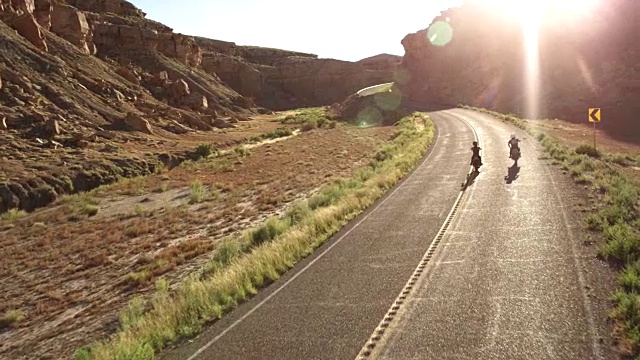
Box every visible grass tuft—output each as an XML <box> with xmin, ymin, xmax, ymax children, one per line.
<box><xmin>0</xmin><ymin>309</ymin><xmax>26</xmax><ymax>329</ymax></box>
<box><xmin>0</xmin><ymin>208</ymin><xmax>27</xmax><ymax>222</ymax></box>
<box><xmin>189</xmin><ymin>181</ymin><xmax>205</xmax><ymax>204</ymax></box>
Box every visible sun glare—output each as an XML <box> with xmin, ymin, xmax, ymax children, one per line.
<box><xmin>466</xmin><ymin>0</ymin><xmax>597</xmax><ymax>23</ymax></box>
<box><xmin>464</xmin><ymin>0</ymin><xmax>597</xmax><ymax>119</ymax></box>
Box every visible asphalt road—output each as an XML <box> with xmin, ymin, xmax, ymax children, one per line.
<box><xmin>368</xmin><ymin>109</ymin><xmax>615</xmax><ymax>360</ymax></box>
<box><xmin>163</xmin><ymin>109</ymin><xmax>614</xmax><ymax>360</ymax></box>
<box><xmin>161</xmin><ymin>111</ymin><xmax>474</xmax><ymax>360</ymax></box>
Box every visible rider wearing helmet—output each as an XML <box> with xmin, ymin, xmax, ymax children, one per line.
<box><xmin>471</xmin><ymin>140</ymin><xmax>482</xmax><ymax>166</ymax></box>
<box><xmin>508</xmin><ymin>133</ymin><xmax>520</xmax><ymax>159</ymax></box>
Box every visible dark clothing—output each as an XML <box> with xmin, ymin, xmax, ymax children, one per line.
<box><xmin>508</xmin><ymin>138</ymin><xmax>520</xmax><ymax>149</ymax></box>
<box><xmin>471</xmin><ymin>146</ymin><xmax>482</xmax><ymax>166</ymax></box>
<box><xmin>471</xmin><ymin>146</ymin><xmax>481</xmax><ymax>157</ymax></box>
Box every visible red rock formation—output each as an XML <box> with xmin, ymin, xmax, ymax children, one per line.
<box><xmin>399</xmin><ymin>0</ymin><xmax>639</xmax><ymax>135</ymax></box>
<box><xmin>33</xmin><ymin>0</ymin><xmax>51</xmax><ymax>29</ymax></box>
<box><xmin>51</xmin><ymin>4</ymin><xmax>96</xmax><ymax>54</ymax></box>
<box><xmin>10</xmin><ymin>12</ymin><xmax>47</xmax><ymax>51</ymax></box>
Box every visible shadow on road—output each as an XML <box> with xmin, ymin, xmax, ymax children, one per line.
<box><xmin>462</xmin><ymin>170</ymin><xmax>480</xmax><ymax>189</ymax></box>
<box><xmin>505</xmin><ymin>164</ymin><xmax>520</xmax><ymax>184</ymax></box>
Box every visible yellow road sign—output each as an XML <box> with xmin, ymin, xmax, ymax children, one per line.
<box><xmin>589</xmin><ymin>108</ymin><xmax>601</xmax><ymax>122</ymax></box>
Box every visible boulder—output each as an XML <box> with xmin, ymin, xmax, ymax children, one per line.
<box><xmin>212</xmin><ymin>118</ymin><xmax>236</xmax><ymax>129</ymax></box>
<box><xmin>184</xmin><ymin>93</ymin><xmax>208</xmax><ymax>111</ymax></box>
<box><xmin>168</xmin><ymin>79</ymin><xmax>190</xmax><ymax>100</ymax></box>
<box><xmin>45</xmin><ymin>118</ymin><xmax>60</xmax><ymax>137</ymax></box>
<box><xmin>50</xmin><ymin>5</ymin><xmax>96</xmax><ymax>55</ymax></box>
<box><xmin>10</xmin><ymin>13</ymin><xmax>47</xmax><ymax>52</ymax></box>
<box><xmin>124</xmin><ymin>112</ymin><xmax>152</xmax><ymax>134</ymax></box>
<box><xmin>11</xmin><ymin>0</ymin><xmax>34</xmax><ymax>14</ymax></box>
<box><xmin>182</xmin><ymin>114</ymin><xmax>211</xmax><ymax>131</ymax></box>
<box><xmin>33</xmin><ymin>0</ymin><xmax>51</xmax><ymax>30</ymax></box>
<box><xmin>116</xmin><ymin>66</ymin><xmax>141</xmax><ymax>85</ymax></box>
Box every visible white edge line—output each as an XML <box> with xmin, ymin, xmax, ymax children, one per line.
<box><xmin>185</xmin><ymin>116</ymin><xmax>442</xmax><ymax>360</ymax></box>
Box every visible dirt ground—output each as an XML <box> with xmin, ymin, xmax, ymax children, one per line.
<box><xmin>529</xmin><ymin>119</ymin><xmax>640</xmax><ymax>156</ymax></box>
<box><xmin>529</xmin><ymin>118</ymin><xmax>640</xmax><ymax>186</ymax></box>
<box><xmin>0</xmin><ymin>113</ymin><xmax>397</xmax><ymax>360</ymax></box>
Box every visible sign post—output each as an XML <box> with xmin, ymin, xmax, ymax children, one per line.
<box><xmin>589</xmin><ymin>108</ymin><xmax>601</xmax><ymax>151</ymax></box>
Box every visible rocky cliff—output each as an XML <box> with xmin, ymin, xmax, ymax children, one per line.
<box><xmin>0</xmin><ymin>0</ymin><xmax>399</xmax><ymax>214</ymax></box>
<box><xmin>198</xmin><ymin>40</ymin><xmax>400</xmax><ymax>110</ymax></box>
<box><xmin>399</xmin><ymin>0</ymin><xmax>639</xmax><ymax>138</ymax></box>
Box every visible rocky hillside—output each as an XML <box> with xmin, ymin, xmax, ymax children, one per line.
<box><xmin>399</xmin><ymin>0</ymin><xmax>639</xmax><ymax>138</ymax></box>
<box><xmin>0</xmin><ymin>0</ymin><xmax>398</xmax><ymax>214</ymax></box>
<box><xmin>197</xmin><ymin>39</ymin><xmax>400</xmax><ymax>110</ymax></box>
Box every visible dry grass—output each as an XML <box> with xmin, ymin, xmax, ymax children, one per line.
<box><xmin>76</xmin><ymin>113</ymin><xmax>434</xmax><ymax>360</ymax></box>
<box><xmin>0</xmin><ymin>111</ymin><xmax>397</xmax><ymax>360</ymax></box>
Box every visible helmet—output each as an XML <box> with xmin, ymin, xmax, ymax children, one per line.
<box><xmin>510</xmin><ymin>133</ymin><xmax>516</xmax><ymax>139</ymax></box>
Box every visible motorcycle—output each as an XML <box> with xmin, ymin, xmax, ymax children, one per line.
<box><xmin>471</xmin><ymin>155</ymin><xmax>482</xmax><ymax>172</ymax></box>
<box><xmin>510</xmin><ymin>147</ymin><xmax>521</xmax><ymax>161</ymax></box>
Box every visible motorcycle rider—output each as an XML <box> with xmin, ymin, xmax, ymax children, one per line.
<box><xmin>508</xmin><ymin>133</ymin><xmax>520</xmax><ymax>159</ymax></box>
<box><xmin>471</xmin><ymin>141</ymin><xmax>482</xmax><ymax>167</ymax></box>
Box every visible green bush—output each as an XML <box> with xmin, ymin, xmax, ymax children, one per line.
<box><xmin>195</xmin><ymin>143</ymin><xmax>215</xmax><ymax>159</ymax></box>
<box><xmin>250</xmin><ymin>217</ymin><xmax>290</xmax><ymax>245</ymax></box>
<box><xmin>575</xmin><ymin>144</ymin><xmax>601</xmax><ymax>158</ymax></box>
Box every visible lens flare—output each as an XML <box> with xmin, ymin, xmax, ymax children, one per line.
<box><xmin>427</xmin><ymin>21</ymin><xmax>453</xmax><ymax>47</ymax></box>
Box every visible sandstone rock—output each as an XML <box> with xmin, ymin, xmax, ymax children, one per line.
<box><xmin>95</xmin><ymin>130</ymin><xmax>116</xmax><ymax>139</ymax></box>
<box><xmin>153</xmin><ymin>71</ymin><xmax>169</xmax><ymax>85</ymax></box>
<box><xmin>113</xmin><ymin>89</ymin><xmax>125</xmax><ymax>102</ymax></box>
<box><xmin>45</xmin><ymin>118</ymin><xmax>60</xmax><ymax>137</ymax></box>
<box><xmin>169</xmin><ymin>119</ymin><xmax>192</xmax><ymax>134</ymax></box>
<box><xmin>10</xmin><ymin>13</ymin><xmax>47</xmax><ymax>52</ymax></box>
<box><xmin>93</xmin><ymin>24</ymin><xmax>158</xmax><ymax>53</ymax></box>
<box><xmin>2</xmin><ymin>68</ymin><xmax>33</xmax><ymax>93</ymax></box>
<box><xmin>11</xmin><ymin>0</ymin><xmax>34</xmax><ymax>14</ymax></box>
<box><xmin>202</xmin><ymin>54</ymin><xmax>263</xmax><ymax>98</ymax></box>
<box><xmin>212</xmin><ymin>118</ymin><xmax>236</xmax><ymax>129</ymax></box>
<box><xmin>34</xmin><ymin>0</ymin><xmax>51</xmax><ymax>30</ymax></box>
<box><xmin>66</xmin><ymin>0</ymin><xmax>145</xmax><ymax>18</ymax></box>
<box><xmin>168</xmin><ymin>79</ymin><xmax>190</xmax><ymax>100</ymax></box>
<box><xmin>158</xmin><ymin>33</ymin><xmax>202</xmax><ymax>67</ymax></box>
<box><xmin>124</xmin><ymin>112</ymin><xmax>152</xmax><ymax>134</ymax></box>
<box><xmin>49</xmin><ymin>139</ymin><xmax>63</xmax><ymax>149</ymax></box>
<box><xmin>116</xmin><ymin>67</ymin><xmax>141</xmax><ymax>85</ymax></box>
<box><xmin>50</xmin><ymin>5</ymin><xmax>95</xmax><ymax>55</ymax></box>
<box><xmin>77</xmin><ymin>139</ymin><xmax>89</xmax><ymax>148</ymax></box>
<box><xmin>182</xmin><ymin>114</ymin><xmax>211</xmax><ymax>131</ymax></box>
<box><xmin>184</xmin><ymin>93</ymin><xmax>208</xmax><ymax>111</ymax></box>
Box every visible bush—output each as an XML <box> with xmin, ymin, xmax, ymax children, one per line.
<box><xmin>263</xmin><ymin>128</ymin><xmax>293</xmax><ymax>139</ymax></box>
<box><xmin>189</xmin><ymin>181</ymin><xmax>205</xmax><ymax>204</ymax></box>
<box><xmin>234</xmin><ymin>146</ymin><xmax>251</xmax><ymax>157</ymax></box>
<box><xmin>286</xmin><ymin>201</ymin><xmax>312</xmax><ymax>225</ymax></box>
<box><xmin>250</xmin><ymin>217</ymin><xmax>289</xmax><ymax>245</ymax></box>
<box><xmin>195</xmin><ymin>143</ymin><xmax>215</xmax><ymax>159</ymax></box>
<box><xmin>301</xmin><ymin>119</ymin><xmax>318</xmax><ymax>132</ymax></box>
<box><xmin>575</xmin><ymin>144</ymin><xmax>601</xmax><ymax>158</ymax></box>
<box><xmin>0</xmin><ymin>209</ymin><xmax>27</xmax><ymax>222</ymax></box>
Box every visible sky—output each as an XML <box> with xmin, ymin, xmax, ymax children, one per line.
<box><xmin>128</xmin><ymin>0</ymin><xmax>463</xmax><ymax>61</ymax></box>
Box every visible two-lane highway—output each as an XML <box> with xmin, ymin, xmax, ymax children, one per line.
<box><xmin>162</xmin><ymin>112</ymin><xmax>474</xmax><ymax>360</ymax></box>
<box><xmin>163</xmin><ymin>109</ymin><xmax>614</xmax><ymax>360</ymax></box>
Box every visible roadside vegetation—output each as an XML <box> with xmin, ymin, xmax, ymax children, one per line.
<box><xmin>462</xmin><ymin>105</ymin><xmax>640</xmax><ymax>355</ymax></box>
<box><xmin>74</xmin><ymin>112</ymin><xmax>435</xmax><ymax>360</ymax></box>
<box><xmin>280</xmin><ymin>107</ymin><xmax>338</xmax><ymax>131</ymax></box>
